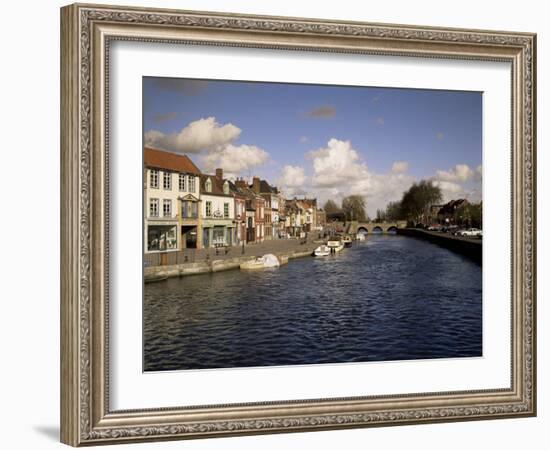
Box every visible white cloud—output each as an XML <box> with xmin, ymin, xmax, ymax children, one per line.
<box><xmin>278</xmin><ymin>165</ymin><xmax>308</xmax><ymax>197</ymax></box>
<box><xmin>474</xmin><ymin>164</ymin><xmax>483</xmax><ymax>182</ymax></box>
<box><xmin>279</xmin><ymin>165</ymin><xmax>306</xmax><ymax>188</ymax></box>
<box><xmin>200</xmin><ymin>144</ymin><xmax>269</xmax><ymax>178</ymax></box>
<box><xmin>308</xmin><ymin>139</ymin><xmax>367</xmax><ymax>188</ymax></box>
<box><xmin>144</xmin><ymin>117</ymin><xmax>241</xmax><ymax>153</ymax></box>
<box><xmin>435</xmin><ymin>164</ymin><xmax>474</xmax><ymax>182</ymax></box>
<box><xmin>391</xmin><ymin>161</ymin><xmax>409</xmax><ymax>174</ymax></box>
<box><xmin>299</xmin><ymin>139</ymin><xmax>415</xmax><ymax>216</ymax></box>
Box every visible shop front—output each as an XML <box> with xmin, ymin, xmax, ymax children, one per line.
<box><xmin>146</xmin><ymin>220</ymin><xmax>178</xmax><ymax>252</ymax></box>
<box><xmin>201</xmin><ymin>218</ymin><xmax>235</xmax><ymax>248</ymax></box>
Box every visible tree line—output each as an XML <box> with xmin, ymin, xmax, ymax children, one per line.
<box><xmin>322</xmin><ymin>180</ymin><xmax>482</xmax><ymax>227</ymax></box>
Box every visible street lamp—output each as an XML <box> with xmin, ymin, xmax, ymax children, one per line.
<box><xmin>241</xmin><ymin>219</ymin><xmax>246</xmax><ymax>254</ymax></box>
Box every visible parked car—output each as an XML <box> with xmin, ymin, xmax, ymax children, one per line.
<box><xmin>458</xmin><ymin>228</ymin><xmax>483</xmax><ymax>237</ymax></box>
<box><xmin>442</xmin><ymin>225</ymin><xmax>459</xmax><ymax>234</ymax></box>
<box><xmin>427</xmin><ymin>224</ymin><xmax>442</xmax><ymax>231</ymax></box>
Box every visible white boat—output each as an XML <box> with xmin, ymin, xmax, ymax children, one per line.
<box><xmin>313</xmin><ymin>245</ymin><xmax>331</xmax><ymax>257</ymax></box>
<box><xmin>327</xmin><ymin>239</ymin><xmax>344</xmax><ymax>253</ymax></box>
<box><xmin>342</xmin><ymin>235</ymin><xmax>353</xmax><ymax>247</ymax></box>
<box><xmin>240</xmin><ymin>253</ymin><xmax>280</xmax><ymax>270</ymax></box>
<box><xmin>356</xmin><ymin>233</ymin><xmax>367</xmax><ymax>241</ymax></box>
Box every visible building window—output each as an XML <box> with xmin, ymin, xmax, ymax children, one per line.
<box><xmin>147</xmin><ymin>225</ymin><xmax>177</xmax><ymax>251</ymax></box>
<box><xmin>149</xmin><ymin>198</ymin><xmax>159</xmax><ymax>217</ymax></box>
<box><xmin>182</xmin><ymin>201</ymin><xmax>198</xmax><ymax>219</ymax></box>
<box><xmin>163</xmin><ymin>199</ymin><xmax>171</xmax><ymax>217</ymax></box>
<box><xmin>163</xmin><ymin>172</ymin><xmax>171</xmax><ymax>190</ymax></box>
<box><xmin>206</xmin><ymin>201</ymin><xmax>212</xmax><ymax>217</ymax></box>
<box><xmin>223</xmin><ymin>181</ymin><xmax>229</xmax><ymax>195</ymax></box>
<box><xmin>189</xmin><ymin>176</ymin><xmax>196</xmax><ymax>193</ymax></box>
<box><xmin>205</xmin><ymin>178</ymin><xmax>212</xmax><ymax>193</ymax></box>
<box><xmin>150</xmin><ymin>170</ymin><xmax>159</xmax><ymax>189</ymax></box>
<box><xmin>224</xmin><ymin>202</ymin><xmax>229</xmax><ymax>218</ymax></box>
<box><xmin>179</xmin><ymin>173</ymin><xmax>186</xmax><ymax>191</ymax></box>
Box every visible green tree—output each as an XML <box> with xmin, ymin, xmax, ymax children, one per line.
<box><xmin>323</xmin><ymin>199</ymin><xmax>339</xmax><ymax>215</ymax></box>
<box><xmin>342</xmin><ymin>195</ymin><xmax>367</xmax><ymax>222</ymax></box>
<box><xmin>385</xmin><ymin>201</ymin><xmax>403</xmax><ymax>221</ymax></box>
<box><xmin>400</xmin><ymin>180</ymin><xmax>442</xmax><ymax>225</ymax></box>
<box><xmin>454</xmin><ymin>201</ymin><xmax>482</xmax><ymax>228</ymax></box>
<box><xmin>375</xmin><ymin>209</ymin><xmax>386</xmax><ymax>223</ymax></box>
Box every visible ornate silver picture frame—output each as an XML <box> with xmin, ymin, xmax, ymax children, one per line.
<box><xmin>60</xmin><ymin>3</ymin><xmax>536</xmax><ymax>446</ymax></box>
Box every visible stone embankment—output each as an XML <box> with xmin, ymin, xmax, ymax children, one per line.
<box><xmin>144</xmin><ymin>245</ymin><xmax>316</xmax><ymax>282</ymax></box>
<box><xmin>397</xmin><ymin>228</ymin><xmax>482</xmax><ymax>264</ymax></box>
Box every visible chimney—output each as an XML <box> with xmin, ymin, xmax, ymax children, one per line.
<box><xmin>215</xmin><ymin>168</ymin><xmax>223</xmax><ymax>180</ymax></box>
<box><xmin>235</xmin><ymin>178</ymin><xmax>247</xmax><ymax>189</ymax></box>
<box><xmin>252</xmin><ymin>176</ymin><xmax>261</xmax><ymax>193</ymax></box>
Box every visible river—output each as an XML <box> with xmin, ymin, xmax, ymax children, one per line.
<box><xmin>144</xmin><ymin>235</ymin><xmax>482</xmax><ymax>371</ymax></box>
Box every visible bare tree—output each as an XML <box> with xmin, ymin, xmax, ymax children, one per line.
<box><xmin>342</xmin><ymin>195</ymin><xmax>367</xmax><ymax>222</ymax></box>
<box><xmin>323</xmin><ymin>199</ymin><xmax>339</xmax><ymax>215</ymax></box>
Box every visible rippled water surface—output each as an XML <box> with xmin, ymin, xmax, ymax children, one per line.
<box><xmin>144</xmin><ymin>236</ymin><xmax>482</xmax><ymax>371</ymax></box>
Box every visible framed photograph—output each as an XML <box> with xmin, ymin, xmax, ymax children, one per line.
<box><xmin>60</xmin><ymin>3</ymin><xmax>536</xmax><ymax>446</ymax></box>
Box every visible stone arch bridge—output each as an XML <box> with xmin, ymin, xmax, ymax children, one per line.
<box><xmin>349</xmin><ymin>220</ymin><xmax>407</xmax><ymax>235</ymax></box>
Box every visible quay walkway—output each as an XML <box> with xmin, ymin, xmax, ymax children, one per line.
<box><xmin>144</xmin><ymin>234</ymin><xmax>323</xmax><ymax>282</ymax></box>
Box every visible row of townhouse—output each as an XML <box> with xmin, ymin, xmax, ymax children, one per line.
<box><xmin>144</xmin><ymin>147</ymin><xmax>313</xmax><ymax>253</ymax></box>
<box><xmin>284</xmin><ymin>198</ymin><xmax>326</xmax><ymax>237</ymax></box>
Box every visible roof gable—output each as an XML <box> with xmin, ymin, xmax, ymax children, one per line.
<box><xmin>144</xmin><ymin>147</ymin><xmax>201</xmax><ymax>174</ymax></box>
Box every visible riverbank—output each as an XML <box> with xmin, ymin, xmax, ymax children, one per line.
<box><xmin>144</xmin><ymin>243</ymin><xmax>318</xmax><ymax>282</ymax></box>
<box><xmin>397</xmin><ymin>228</ymin><xmax>482</xmax><ymax>264</ymax></box>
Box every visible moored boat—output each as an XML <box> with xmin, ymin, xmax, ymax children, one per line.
<box><xmin>313</xmin><ymin>245</ymin><xmax>331</xmax><ymax>257</ymax></box>
<box><xmin>342</xmin><ymin>235</ymin><xmax>353</xmax><ymax>247</ymax></box>
<box><xmin>240</xmin><ymin>253</ymin><xmax>280</xmax><ymax>270</ymax></box>
<box><xmin>327</xmin><ymin>239</ymin><xmax>344</xmax><ymax>253</ymax></box>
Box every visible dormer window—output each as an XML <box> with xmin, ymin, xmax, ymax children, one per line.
<box><xmin>205</xmin><ymin>178</ymin><xmax>212</xmax><ymax>193</ymax></box>
<box><xmin>223</xmin><ymin>180</ymin><xmax>229</xmax><ymax>195</ymax></box>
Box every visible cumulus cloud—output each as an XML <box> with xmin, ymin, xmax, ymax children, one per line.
<box><xmin>279</xmin><ymin>165</ymin><xmax>306</xmax><ymax>188</ymax></box>
<box><xmin>200</xmin><ymin>144</ymin><xmax>269</xmax><ymax>178</ymax></box>
<box><xmin>301</xmin><ymin>138</ymin><xmax>415</xmax><ymax>216</ymax></box>
<box><xmin>144</xmin><ymin>117</ymin><xmax>241</xmax><ymax>153</ymax></box>
<box><xmin>474</xmin><ymin>164</ymin><xmax>483</xmax><ymax>182</ymax></box>
<box><xmin>308</xmin><ymin>139</ymin><xmax>367</xmax><ymax>187</ymax></box>
<box><xmin>391</xmin><ymin>161</ymin><xmax>409</xmax><ymax>174</ymax></box>
<box><xmin>304</xmin><ymin>105</ymin><xmax>336</xmax><ymax>118</ymax></box>
<box><xmin>435</xmin><ymin>164</ymin><xmax>474</xmax><ymax>182</ymax></box>
<box><xmin>278</xmin><ymin>165</ymin><xmax>308</xmax><ymax>197</ymax></box>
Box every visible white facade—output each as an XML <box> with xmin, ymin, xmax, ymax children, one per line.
<box><xmin>200</xmin><ymin>193</ymin><xmax>235</xmax><ymax>220</ymax></box>
<box><xmin>200</xmin><ymin>192</ymin><xmax>236</xmax><ymax>248</ymax></box>
<box><xmin>144</xmin><ymin>168</ymin><xmax>200</xmax><ymax>253</ymax></box>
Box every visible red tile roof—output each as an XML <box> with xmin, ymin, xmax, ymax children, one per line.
<box><xmin>144</xmin><ymin>147</ymin><xmax>201</xmax><ymax>174</ymax></box>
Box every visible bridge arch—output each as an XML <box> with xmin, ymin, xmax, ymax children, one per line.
<box><xmin>372</xmin><ymin>226</ymin><xmax>383</xmax><ymax>234</ymax></box>
<box><xmin>386</xmin><ymin>226</ymin><xmax>398</xmax><ymax>234</ymax></box>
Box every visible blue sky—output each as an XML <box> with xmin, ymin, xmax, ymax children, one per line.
<box><xmin>143</xmin><ymin>77</ymin><xmax>482</xmax><ymax>216</ymax></box>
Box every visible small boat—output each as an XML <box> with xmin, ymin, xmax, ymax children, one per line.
<box><xmin>240</xmin><ymin>253</ymin><xmax>280</xmax><ymax>270</ymax></box>
<box><xmin>342</xmin><ymin>235</ymin><xmax>353</xmax><ymax>248</ymax></box>
<box><xmin>327</xmin><ymin>239</ymin><xmax>344</xmax><ymax>253</ymax></box>
<box><xmin>278</xmin><ymin>255</ymin><xmax>289</xmax><ymax>266</ymax></box>
<box><xmin>356</xmin><ymin>233</ymin><xmax>367</xmax><ymax>241</ymax></box>
<box><xmin>313</xmin><ymin>245</ymin><xmax>331</xmax><ymax>257</ymax></box>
